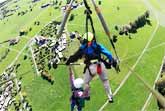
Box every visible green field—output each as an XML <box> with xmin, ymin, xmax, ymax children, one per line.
<box><xmin>0</xmin><ymin>0</ymin><xmax>165</xmax><ymax>111</ymax></box>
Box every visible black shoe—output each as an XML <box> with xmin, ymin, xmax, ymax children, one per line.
<box><xmin>108</xmin><ymin>97</ymin><xmax>114</xmax><ymax>103</ymax></box>
<box><xmin>51</xmin><ymin>80</ymin><xmax>54</xmax><ymax>85</ymax></box>
<box><xmin>84</xmin><ymin>96</ymin><xmax>90</xmax><ymax>101</ymax></box>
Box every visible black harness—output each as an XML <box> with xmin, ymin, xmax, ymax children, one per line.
<box><xmin>81</xmin><ymin>43</ymin><xmax>102</xmax><ymax>77</ymax></box>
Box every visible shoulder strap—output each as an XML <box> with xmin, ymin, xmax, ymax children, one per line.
<box><xmin>83</xmin><ymin>0</ymin><xmax>96</xmax><ymax>41</ymax></box>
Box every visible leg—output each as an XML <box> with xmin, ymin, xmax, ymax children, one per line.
<box><xmin>83</xmin><ymin>64</ymin><xmax>96</xmax><ymax>99</ymax></box>
<box><xmin>99</xmin><ymin>62</ymin><xmax>113</xmax><ymax>102</ymax></box>
<box><xmin>77</xmin><ymin>106</ymin><xmax>82</xmax><ymax>111</ymax></box>
<box><xmin>83</xmin><ymin>70</ymin><xmax>92</xmax><ymax>99</ymax></box>
<box><xmin>71</xmin><ymin>100</ymin><xmax>76</xmax><ymax>111</ymax></box>
<box><xmin>157</xmin><ymin>100</ymin><xmax>165</xmax><ymax>111</ymax></box>
<box><xmin>102</xmin><ymin>80</ymin><xmax>113</xmax><ymax>102</ymax></box>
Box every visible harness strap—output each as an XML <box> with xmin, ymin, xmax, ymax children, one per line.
<box><xmin>83</xmin><ymin>64</ymin><xmax>94</xmax><ymax>77</ymax></box>
<box><xmin>83</xmin><ymin>0</ymin><xmax>96</xmax><ymax>40</ymax></box>
<box><xmin>87</xmin><ymin>66</ymin><xmax>94</xmax><ymax>77</ymax></box>
<box><xmin>83</xmin><ymin>0</ymin><xmax>103</xmax><ymax>62</ymax></box>
<box><xmin>84</xmin><ymin>62</ymin><xmax>102</xmax><ymax>77</ymax></box>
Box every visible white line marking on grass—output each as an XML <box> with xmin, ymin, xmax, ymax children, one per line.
<box><xmin>142</xmin><ymin>0</ymin><xmax>159</xmax><ymax>22</ymax></box>
<box><xmin>121</xmin><ymin>42</ymin><xmax>165</xmax><ymax>62</ymax></box>
<box><xmin>29</xmin><ymin>42</ymin><xmax>40</xmax><ymax>76</ymax></box>
<box><xmin>141</xmin><ymin>51</ymin><xmax>165</xmax><ymax>111</ymax></box>
<box><xmin>142</xmin><ymin>0</ymin><xmax>165</xmax><ymax>27</ymax></box>
<box><xmin>0</xmin><ymin>44</ymin><xmax>30</xmax><ymax>56</ymax></box>
<box><xmin>98</xmin><ymin>21</ymin><xmax>159</xmax><ymax>111</ymax></box>
<box><xmin>94</xmin><ymin>42</ymin><xmax>165</xmax><ymax>82</ymax></box>
<box><xmin>148</xmin><ymin>42</ymin><xmax>165</xmax><ymax>50</ymax></box>
<box><xmin>7</xmin><ymin>40</ymin><xmax>32</xmax><ymax>69</ymax></box>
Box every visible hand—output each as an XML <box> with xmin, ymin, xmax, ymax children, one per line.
<box><xmin>66</xmin><ymin>58</ymin><xmax>71</xmax><ymax>65</ymax></box>
<box><xmin>52</xmin><ymin>62</ymin><xmax>58</xmax><ymax>69</ymax></box>
<box><xmin>65</xmin><ymin>56</ymin><xmax>75</xmax><ymax>65</ymax></box>
<box><xmin>102</xmin><ymin>59</ymin><xmax>111</xmax><ymax>69</ymax></box>
<box><xmin>68</xmin><ymin>65</ymin><xmax>72</xmax><ymax>72</ymax></box>
<box><xmin>111</xmin><ymin>58</ymin><xmax>120</xmax><ymax>73</ymax></box>
<box><xmin>65</xmin><ymin>61</ymin><xmax>70</xmax><ymax>65</ymax></box>
<box><xmin>105</xmin><ymin>62</ymin><xmax>112</xmax><ymax>69</ymax></box>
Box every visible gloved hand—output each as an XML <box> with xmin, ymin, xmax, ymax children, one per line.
<box><xmin>52</xmin><ymin>62</ymin><xmax>58</xmax><ymax>69</ymax></box>
<box><xmin>66</xmin><ymin>60</ymin><xmax>70</xmax><ymax>65</ymax></box>
<box><xmin>66</xmin><ymin>57</ymin><xmax>72</xmax><ymax>65</ymax></box>
<box><xmin>66</xmin><ymin>56</ymin><xmax>77</xmax><ymax>65</ymax></box>
<box><xmin>102</xmin><ymin>59</ymin><xmax>111</xmax><ymax>69</ymax></box>
<box><xmin>111</xmin><ymin>58</ymin><xmax>120</xmax><ymax>73</ymax></box>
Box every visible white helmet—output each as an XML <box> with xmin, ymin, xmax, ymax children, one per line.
<box><xmin>74</xmin><ymin>78</ymin><xmax>84</xmax><ymax>89</ymax></box>
<box><xmin>83</xmin><ymin>32</ymin><xmax>94</xmax><ymax>42</ymax></box>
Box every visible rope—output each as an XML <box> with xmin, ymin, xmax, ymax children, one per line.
<box><xmin>83</xmin><ymin>0</ymin><xmax>96</xmax><ymax>40</ymax></box>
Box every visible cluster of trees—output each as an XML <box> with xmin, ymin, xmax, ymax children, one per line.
<box><xmin>17</xmin><ymin>4</ymin><xmax>35</xmax><ymax>17</ymax></box>
<box><xmin>69</xmin><ymin>14</ymin><xmax>77</xmax><ymax>22</ymax></box>
<box><xmin>30</xmin><ymin>32</ymin><xmax>68</xmax><ymax>84</ymax></box>
<box><xmin>53</xmin><ymin>0</ymin><xmax>63</xmax><ymax>10</ymax></box>
<box><xmin>0</xmin><ymin>37</ymin><xmax>20</xmax><ymax>46</ymax></box>
<box><xmin>0</xmin><ymin>49</ymin><xmax>10</xmax><ymax>63</ymax></box>
<box><xmin>39</xmin><ymin>20</ymin><xmax>61</xmax><ymax>38</ymax></box>
<box><xmin>113</xmin><ymin>10</ymin><xmax>152</xmax><ymax>41</ymax></box>
<box><xmin>34</xmin><ymin>21</ymin><xmax>40</xmax><ymax>26</ymax></box>
<box><xmin>19</xmin><ymin>29</ymin><xmax>28</xmax><ymax>36</ymax></box>
<box><xmin>32</xmin><ymin>45</ymin><xmax>55</xmax><ymax>84</ymax></box>
<box><xmin>19</xmin><ymin>26</ymin><xmax>33</xmax><ymax>36</ymax></box>
<box><xmin>17</xmin><ymin>10</ymin><xmax>28</xmax><ymax>16</ymax></box>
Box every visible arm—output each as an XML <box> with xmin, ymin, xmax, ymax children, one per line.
<box><xmin>98</xmin><ymin>44</ymin><xmax>113</xmax><ymax>61</ymax></box>
<box><xmin>99</xmin><ymin>43</ymin><xmax>120</xmax><ymax>72</ymax></box>
<box><xmin>69</xmin><ymin>66</ymin><xmax>75</xmax><ymax>90</ymax></box>
<box><xmin>66</xmin><ymin>44</ymin><xmax>86</xmax><ymax>65</ymax></box>
<box><xmin>66</xmin><ymin>49</ymin><xmax>83</xmax><ymax>65</ymax></box>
